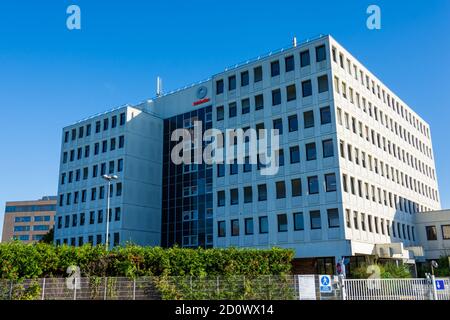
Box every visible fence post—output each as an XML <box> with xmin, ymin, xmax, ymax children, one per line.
<box><xmin>340</xmin><ymin>276</ymin><xmax>346</xmax><ymax>300</ymax></box>
<box><xmin>73</xmin><ymin>277</ymin><xmax>77</xmax><ymax>300</ymax></box>
<box><xmin>9</xmin><ymin>280</ymin><xmax>13</xmax><ymax>300</ymax></box>
<box><xmin>133</xmin><ymin>279</ymin><xmax>136</xmax><ymax>300</ymax></box>
<box><xmin>104</xmin><ymin>277</ymin><xmax>108</xmax><ymax>300</ymax></box>
<box><xmin>41</xmin><ymin>278</ymin><xmax>46</xmax><ymax>300</ymax></box>
<box><xmin>431</xmin><ymin>275</ymin><xmax>438</xmax><ymax>300</ymax></box>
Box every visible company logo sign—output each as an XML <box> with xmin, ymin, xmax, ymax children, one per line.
<box><xmin>193</xmin><ymin>86</ymin><xmax>210</xmax><ymax>106</ymax></box>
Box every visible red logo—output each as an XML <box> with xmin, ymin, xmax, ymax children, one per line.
<box><xmin>193</xmin><ymin>98</ymin><xmax>210</xmax><ymax>106</ymax></box>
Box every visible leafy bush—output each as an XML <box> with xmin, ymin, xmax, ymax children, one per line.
<box><xmin>351</xmin><ymin>262</ymin><xmax>412</xmax><ymax>279</ymax></box>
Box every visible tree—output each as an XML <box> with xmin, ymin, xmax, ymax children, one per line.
<box><xmin>39</xmin><ymin>228</ymin><xmax>54</xmax><ymax>244</ymax></box>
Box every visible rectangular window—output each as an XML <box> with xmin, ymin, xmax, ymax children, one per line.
<box><xmin>229</xmin><ymin>102</ymin><xmax>237</xmax><ymax>118</ymax></box>
<box><xmin>289</xmin><ymin>146</ymin><xmax>300</xmax><ymax>164</ymax></box>
<box><xmin>259</xmin><ymin>216</ymin><xmax>268</xmax><ymax>234</ymax></box>
<box><xmin>244</xmin><ymin>186</ymin><xmax>253</xmax><ymax>203</ymax></box>
<box><xmin>304</xmin><ymin>111</ymin><xmax>314</xmax><ymax>128</ymax></box>
<box><xmin>308</xmin><ymin>176</ymin><xmax>319</xmax><ymax>194</ymax></box>
<box><xmin>271</xmin><ymin>60</ymin><xmax>280</xmax><ymax>77</ymax></box>
<box><xmin>228</xmin><ymin>75</ymin><xmax>236</xmax><ymax>91</ymax></box>
<box><xmin>426</xmin><ymin>226</ymin><xmax>437</xmax><ymax>240</ymax></box>
<box><xmin>288</xmin><ymin>115</ymin><xmax>298</xmax><ymax>132</ymax></box>
<box><xmin>286</xmin><ymin>84</ymin><xmax>296</xmax><ymax>101</ymax></box>
<box><xmin>327</xmin><ymin>209</ymin><xmax>339</xmax><ymax>228</ymax></box>
<box><xmin>322</xmin><ymin>139</ymin><xmax>334</xmax><ymax>158</ymax></box>
<box><xmin>318</xmin><ymin>75</ymin><xmax>329</xmax><ymax>93</ymax></box>
<box><xmin>273</xmin><ymin>118</ymin><xmax>283</xmax><ymax>135</ymax></box>
<box><xmin>217</xmin><ymin>190</ymin><xmax>225</xmax><ymax>207</ymax></box>
<box><xmin>310</xmin><ymin>210</ymin><xmax>321</xmax><ymax>229</ymax></box>
<box><xmin>216</xmin><ymin>79</ymin><xmax>224</xmax><ymax>94</ymax></box>
<box><xmin>255</xmin><ymin>94</ymin><xmax>264</xmax><ymax>111</ymax></box>
<box><xmin>231</xmin><ymin>219</ymin><xmax>239</xmax><ymax>236</ymax></box>
<box><xmin>258</xmin><ymin>184</ymin><xmax>267</xmax><ymax>201</ymax></box>
<box><xmin>316</xmin><ymin>45</ymin><xmax>326</xmax><ymax>62</ymax></box>
<box><xmin>119</xmin><ymin>135</ymin><xmax>125</xmax><ymax>148</ymax></box>
<box><xmin>302</xmin><ymin>80</ymin><xmax>312</xmax><ymax>97</ymax></box>
<box><xmin>245</xmin><ymin>218</ymin><xmax>254</xmax><ymax>235</ymax></box>
<box><xmin>285</xmin><ymin>55</ymin><xmax>295</xmax><ymax>72</ymax></box>
<box><xmin>112</xmin><ymin>115</ymin><xmax>117</xmax><ymax>128</ymax></box>
<box><xmin>103</xmin><ymin>118</ymin><xmax>109</xmax><ymax>131</ymax></box>
<box><xmin>272</xmin><ymin>89</ymin><xmax>281</xmax><ymax>106</ymax></box>
<box><xmin>320</xmin><ymin>106</ymin><xmax>331</xmax><ymax>124</ymax></box>
<box><xmin>241</xmin><ymin>98</ymin><xmax>250</xmax><ymax>114</ymax></box>
<box><xmin>300</xmin><ymin>50</ymin><xmax>310</xmax><ymax>67</ymax></box>
<box><xmin>120</xmin><ymin>112</ymin><xmax>126</xmax><ymax>126</ymax></box>
<box><xmin>325</xmin><ymin>173</ymin><xmax>337</xmax><ymax>192</ymax></box>
<box><xmin>218</xmin><ymin>221</ymin><xmax>226</xmax><ymax>237</ymax></box>
<box><xmin>306</xmin><ymin>143</ymin><xmax>317</xmax><ymax>161</ymax></box>
<box><xmin>241</xmin><ymin>71</ymin><xmax>249</xmax><ymax>87</ymax></box>
<box><xmin>291</xmin><ymin>178</ymin><xmax>302</xmax><ymax>197</ymax></box>
<box><xmin>293</xmin><ymin>212</ymin><xmax>304</xmax><ymax>231</ymax></box>
<box><xmin>276</xmin><ymin>181</ymin><xmax>286</xmax><ymax>199</ymax></box>
<box><xmin>254</xmin><ymin>66</ymin><xmax>262</xmax><ymax>83</ymax></box>
<box><xmin>277</xmin><ymin>214</ymin><xmax>288</xmax><ymax>232</ymax></box>
<box><xmin>442</xmin><ymin>225</ymin><xmax>450</xmax><ymax>240</ymax></box>
<box><xmin>216</xmin><ymin>106</ymin><xmax>224</xmax><ymax>121</ymax></box>
<box><xmin>230</xmin><ymin>188</ymin><xmax>239</xmax><ymax>205</ymax></box>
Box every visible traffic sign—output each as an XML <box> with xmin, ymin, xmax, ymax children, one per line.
<box><xmin>319</xmin><ymin>275</ymin><xmax>332</xmax><ymax>293</ymax></box>
<box><xmin>435</xmin><ymin>279</ymin><xmax>445</xmax><ymax>291</ymax></box>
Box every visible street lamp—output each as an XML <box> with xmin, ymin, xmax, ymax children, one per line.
<box><xmin>102</xmin><ymin>174</ymin><xmax>118</xmax><ymax>250</ymax></box>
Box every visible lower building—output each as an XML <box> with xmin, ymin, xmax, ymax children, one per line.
<box><xmin>2</xmin><ymin>196</ymin><xmax>57</xmax><ymax>243</ymax></box>
<box><xmin>414</xmin><ymin>210</ymin><xmax>450</xmax><ymax>260</ymax></box>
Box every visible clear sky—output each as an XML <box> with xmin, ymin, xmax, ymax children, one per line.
<box><xmin>0</xmin><ymin>0</ymin><xmax>449</xmax><ymax>240</ymax></box>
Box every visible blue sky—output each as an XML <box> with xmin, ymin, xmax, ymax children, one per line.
<box><xmin>0</xmin><ymin>0</ymin><xmax>449</xmax><ymax>239</ymax></box>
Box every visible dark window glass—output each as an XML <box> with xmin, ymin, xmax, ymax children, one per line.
<box><xmin>290</xmin><ymin>146</ymin><xmax>300</xmax><ymax>164</ymax></box>
<box><xmin>245</xmin><ymin>218</ymin><xmax>254</xmax><ymax>235</ymax></box>
<box><xmin>327</xmin><ymin>209</ymin><xmax>340</xmax><ymax>228</ymax></box>
<box><xmin>306</xmin><ymin>143</ymin><xmax>317</xmax><ymax>161</ymax></box>
<box><xmin>286</xmin><ymin>84</ymin><xmax>296</xmax><ymax>101</ymax></box>
<box><xmin>308</xmin><ymin>176</ymin><xmax>319</xmax><ymax>194</ymax></box>
<box><xmin>273</xmin><ymin>118</ymin><xmax>283</xmax><ymax>135</ymax></box>
<box><xmin>318</xmin><ymin>75</ymin><xmax>329</xmax><ymax>93</ymax></box>
<box><xmin>310</xmin><ymin>210</ymin><xmax>322</xmax><ymax>229</ymax></box>
<box><xmin>229</xmin><ymin>102</ymin><xmax>237</xmax><ymax>118</ymax></box>
<box><xmin>304</xmin><ymin>111</ymin><xmax>314</xmax><ymax>128</ymax></box>
<box><xmin>255</xmin><ymin>94</ymin><xmax>264</xmax><ymax>110</ymax></box>
<box><xmin>271</xmin><ymin>60</ymin><xmax>280</xmax><ymax>77</ymax></box>
<box><xmin>316</xmin><ymin>45</ymin><xmax>327</xmax><ymax>62</ymax></box>
<box><xmin>231</xmin><ymin>219</ymin><xmax>239</xmax><ymax>236</ymax></box>
<box><xmin>216</xmin><ymin>106</ymin><xmax>224</xmax><ymax>121</ymax></box>
<box><xmin>276</xmin><ymin>181</ymin><xmax>286</xmax><ymax>199</ymax></box>
<box><xmin>258</xmin><ymin>184</ymin><xmax>267</xmax><ymax>201</ymax></box>
<box><xmin>302</xmin><ymin>80</ymin><xmax>312</xmax><ymax>97</ymax></box>
<box><xmin>218</xmin><ymin>221</ymin><xmax>226</xmax><ymax>237</ymax></box>
<box><xmin>323</xmin><ymin>139</ymin><xmax>334</xmax><ymax>158</ymax></box>
<box><xmin>300</xmin><ymin>50</ymin><xmax>310</xmax><ymax>67</ymax></box>
<box><xmin>288</xmin><ymin>115</ymin><xmax>298</xmax><ymax>132</ymax></box>
<box><xmin>228</xmin><ymin>75</ymin><xmax>236</xmax><ymax>91</ymax></box>
<box><xmin>320</xmin><ymin>106</ymin><xmax>331</xmax><ymax>124</ymax></box>
<box><xmin>272</xmin><ymin>89</ymin><xmax>281</xmax><ymax>106</ymax></box>
<box><xmin>259</xmin><ymin>216</ymin><xmax>268</xmax><ymax>234</ymax></box>
<box><xmin>241</xmin><ymin>98</ymin><xmax>250</xmax><ymax>114</ymax></box>
<box><xmin>325</xmin><ymin>173</ymin><xmax>337</xmax><ymax>192</ymax></box>
<box><xmin>277</xmin><ymin>214</ymin><xmax>288</xmax><ymax>232</ymax></box>
<box><xmin>285</xmin><ymin>55</ymin><xmax>295</xmax><ymax>72</ymax></box>
<box><xmin>426</xmin><ymin>226</ymin><xmax>437</xmax><ymax>240</ymax></box>
<box><xmin>294</xmin><ymin>212</ymin><xmax>304</xmax><ymax>231</ymax></box>
<box><xmin>241</xmin><ymin>71</ymin><xmax>249</xmax><ymax>87</ymax></box>
<box><xmin>291</xmin><ymin>179</ymin><xmax>302</xmax><ymax>197</ymax></box>
<box><xmin>254</xmin><ymin>66</ymin><xmax>263</xmax><ymax>83</ymax></box>
<box><xmin>216</xmin><ymin>79</ymin><xmax>224</xmax><ymax>94</ymax></box>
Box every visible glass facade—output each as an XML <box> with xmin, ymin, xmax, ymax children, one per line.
<box><xmin>161</xmin><ymin>105</ymin><xmax>214</xmax><ymax>248</ymax></box>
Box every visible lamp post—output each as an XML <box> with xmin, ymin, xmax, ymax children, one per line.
<box><xmin>102</xmin><ymin>174</ymin><xmax>118</xmax><ymax>250</ymax></box>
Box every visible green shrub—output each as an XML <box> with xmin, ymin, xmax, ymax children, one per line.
<box><xmin>351</xmin><ymin>262</ymin><xmax>412</xmax><ymax>279</ymax></box>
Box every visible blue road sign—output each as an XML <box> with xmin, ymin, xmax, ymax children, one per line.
<box><xmin>319</xmin><ymin>275</ymin><xmax>332</xmax><ymax>293</ymax></box>
<box><xmin>435</xmin><ymin>280</ymin><xmax>445</xmax><ymax>291</ymax></box>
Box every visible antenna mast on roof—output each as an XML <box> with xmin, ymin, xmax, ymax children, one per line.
<box><xmin>156</xmin><ymin>76</ymin><xmax>163</xmax><ymax>97</ymax></box>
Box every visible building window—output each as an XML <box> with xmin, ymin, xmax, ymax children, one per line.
<box><xmin>89</xmin><ymin>211</ymin><xmax>95</xmax><ymax>224</ymax></box>
<box><xmin>98</xmin><ymin>210</ymin><xmax>103</xmax><ymax>224</ymax></box>
<box><xmin>116</xmin><ymin>183</ymin><xmax>122</xmax><ymax>196</ymax></box>
<box><xmin>272</xmin><ymin>89</ymin><xmax>281</xmax><ymax>106</ymax></box>
<box><xmin>304</xmin><ymin>111</ymin><xmax>314</xmax><ymax>128</ymax></box>
<box><xmin>258</xmin><ymin>184</ymin><xmax>267</xmax><ymax>201</ymax></box>
<box><xmin>230</xmin><ymin>161</ymin><xmax>238</xmax><ymax>175</ymax></box>
<box><xmin>228</xmin><ymin>75</ymin><xmax>236</xmax><ymax>91</ymax></box>
<box><xmin>255</xmin><ymin>94</ymin><xmax>264</xmax><ymax>111</ymax></box>
<box><xmin>244</xmin><ymin>186</ymin><xmax>253</xmax><ymax>203</ymax></box>
<box><xmin>289</xmin><ymin>146</ymin><xmax>300</xmax><ymax>164</ymax></box>
<box><xmin>318</xmin><ymin>75</ymin><xmax>329</xmax><ymax>93</ymax></box>
<box><xmin>426</xmin><ymin>226</ymin><xmax>437</xmax><ymax>240</ymax></box>
<box><xmin>245</xmin><ymin>218</ymin><xmax>254</xmax><ymax>235</ymax></box>
<box><xmin>241</xmin><ymin>71</ymin><xmax>249</xmax><ymax>87</ymax></box>
<box><xmin>216</xmin><ymin>79</ymin><xmax>224</xmax><ymax>94</ymax></box>
<box><xmin>276</xmin><ymin>181</ymin><xmax>286</xmax><ymax>199</ymax></box>
<box><xmin>271</xmin><ymin>60</ymin><xmax>280</xmax><ymax>77</ymax></box>
<box><xmin>306</xmin><ymin>143</ymin><xmax>317</xmax><ymax>161</ymax></box>
<box><xmin>115</xmin><ymin>207</ymin><xmax>121</xmax><ymax>221</ymax></box>
<box><xmin>277</xmin><ymin>214</ymin><xmax>288</xmax><ymax>232</ymax></box>
<box><xmin>288</xmin><ymin>115</ymin><xmax>298</xmax><ymax>132</ymax></box>
<box><xmin>285</xmin><ymin>55</ymin><xmax>294</xmax><ymax>72</ymax></box>
<box><xmin>229</xmin><ymin>102</ymin><xmax>237</xmax><ymax>118</ymax></box>
<box><xmin>259</xmin><ymin>216</ymin><xmax>268</xmax><ymax>234</ymax></box>
<box><xmin>231</xmin><ymin>219</ymin><xmax>239</xmax><ymax>236</ymax></box>
<box><xmin>320</xmin><ymin>106</ymin><xmax>331</xmax><ymax>125</ymax></box>
<box><xmin>218</xmin><ymin>190</ymin><xmax>225</xmax><ymax>207</ymax></box>
<box><xmin>241</xmin><ymin>98</ymin><xmax>250</xmax><ymax>114</ymax></box>
<box><xmin>286</xmin><ymin>84</ymin><xmax>296</xmax><ymax>102</ymax></box>
<box><xmin>103</xmin><ymin>118</ymin><xmax>109</xmax><ymax>131</ymax></box>
<box><xmin>316</xmin><ymin>45</ymin><xmax>326</xmax><ymax>62</ymax></box>
<box><xmin>442</xmin><ymin>225</ymin><xmax>450</xmax><ymax>240</ymax></box>
<box><xmin>113</xmin><ymin>233</ymin><xmax>120</xmax><ymax>247</ymax></box>
<box><xmin>293</xmin><ymin>212</ymin><xmax>304</xmax><ymax>231</ymax></box>
<box><xmin>230</xmin><ymin>188</ymin><xmax>239</xmax><ymax>205</ymax></box>
<box><xmin>302</xmin><ymin>80</ymin><xmax>312</xmax><ymax>97</ymax></box>
<box><xmin>112</xmin><ymin>115</ymin><xmax>117</xmax><ymax>128</ymax></box>
<box><xmin>327</xmin><ymin>209</ymin><xmax>339</xmax><ymax>228</ymax></box>
<box><xmin>119</xmin><ymin>136</ymin><xmax>125</xmax><ymax>148</ymax></box>
<box><xmin>80</xmin><ymin>212</ymin><xmax>85</xmax><ymax>226</ymax></box>
<box><xmin>276</xmin><ymin>149</ymin><xmax>284</xmax><ymax>167</ymax></box>
<box><xmin>120</xmin><ymin>112</ymin><xmax>126</xmax><ymax>126</ymax></box>
<box><xmin>216</xmin><ymin>106</ymin><xmax>224</xmax><ymax>121</ymax></box>
<box><xmin>291</xmin><ymin>178</ymin><xmax>302</xmax><ymax>197</ymax></box>
<box><xmin>254</xmin><ymin>66</ymin><xmax>262</xmax><ymax>83</ymax></box>
<box><xmin>218</xmin><ymin>221</ymin><xmax>226</xmax><ymax>237</ymax></box>
<box><xmin>322</xmin><ymin>139</ymin><xmax>334</xmax><ymax>158</ymax></box>
<box><xmin>310</xmin><ymin>210</ymin><xmax>321</xmax><ymax>229</ymax></box>
<box><xmin>217</xmin><ymin>163</ymin><xmax>225</xmax><ymax>177</ymax></box>
<box><xmin>325</xmin><ymin>173</ymin><xmax>337</xmax><ymax>192</ymax></box>
<box><xmin>273</xmin><ymin>118</ymin><xmax>283</xmax><ymax>135</ymax></box>
<box><xmin>300</xmin><ymin>50</ymin><xmax>310</xmax><ymax>67</ymax></box>
<box><xmin>308</xmin><ymin>176</ymin><xmax>319</xmax><ymax>194</ymax></box>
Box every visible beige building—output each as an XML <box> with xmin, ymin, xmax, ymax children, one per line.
<box><xmin>2</xmin><ymin>196</ymin><xmax>57</xmax><ymax>243</ymax></box>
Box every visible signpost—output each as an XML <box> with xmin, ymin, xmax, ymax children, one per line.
<box><xmin>319</xmin><ymin>275</ymin><xmax>332</xmax><ymax>293</ymax></box>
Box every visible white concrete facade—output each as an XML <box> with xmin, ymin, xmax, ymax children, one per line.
<box><xmin>415</xmin><ymin>210</ymin><xmax>450</xmax><ymax>260</ymax></box>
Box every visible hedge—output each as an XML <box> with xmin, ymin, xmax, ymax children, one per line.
<box><xmin>0</xmin><ymin>242</ymin><xmax>293</xmax><ymax>280</ymax></box>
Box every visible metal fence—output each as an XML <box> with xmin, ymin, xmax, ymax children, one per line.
<box><xmin>342</xmin><ymin>277</ymin><xmax>450</xmax><ymax>300</ymax></box>
<box><xmin>0</xmin><ymin>275</ymin><xmax>448</xmax><ymax>300</ymax></box>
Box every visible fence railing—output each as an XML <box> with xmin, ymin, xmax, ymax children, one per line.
<box><xmin>1</xmin><ymin>276</ymin><xmax>448</xmax><ymax>300</ymax></box>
